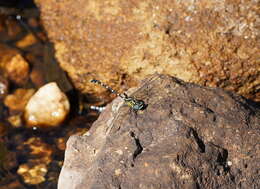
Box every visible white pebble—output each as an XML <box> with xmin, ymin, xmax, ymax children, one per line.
<box><xmin>24</xmin><ymin>82</ymin><xmax>70</xmax><ymax>127</ymax></box>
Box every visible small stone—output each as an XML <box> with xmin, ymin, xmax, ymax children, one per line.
<box><xmin>16</xmin><ymin>33</ymin><xmax>38</xmax><ymax>48</ymax></box>
<box><xmin>7</xmin><ymin>114</ymin><xmax>23</xmax><ymax>127</ymax></box>
<box><xmin>17</xmin><ymin>163</ymin><xmax>48</xmax><ymax>185</ymax></box>
<box><xmin>4</xmin><ymin>88</ymin><xmax>35</xmax><ymax>112</ymax></box>
<box><xmin>24</xmin><ymin>82</ymin><xmax>70</xmax><ymax>127</ymax></box>
<box><xmin>56</xmin><ymin>137</ymin><xmax>66</xmax><ymax>151</ymax></box>
<box><xmin>22</xmin><ymin>137</ymin><xmax>53</xmax><ymax>164</ymax></box>
<box><xmin>0</xmin><ymin>75</ymin><xmax>8</xmax><ymax>99</ymax></box>
<box><xmin>5</xmin><ymin>53</ymin><xmax>30</xmax><ymax>85</ymax></box>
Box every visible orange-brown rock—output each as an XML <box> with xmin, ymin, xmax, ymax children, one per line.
<box><xmin>17</xmin><ymin>163</ymin><xmax>48</xmax><ymax>185</ymax></box>
<box><xmin>0</xmin><ymin>44</ymin><xmax>30</xmax><ymax>85</ymax></box>
<box><xmin>35</xmin><ymin>0</ymin><xmax>259</xmax><ymax>101</ymax></box>
<box><xmin>16</xmin><ymin>33</ymin><xmax>38</xmax><ymax>48</ymax></box>
<box><xmin>4</xmin><ymin>88</ymin><xmax>35</xmax><ymax>112</ymax></box>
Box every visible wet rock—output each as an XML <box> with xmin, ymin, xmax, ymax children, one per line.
<box><xmin>0</xmin><ymin>44</ymin><xmax>30</xmax><ymax>85</ymax></box>
<box><xmin>17</xmin><ymin>163</ymin><xmax>48</xmax><ymax>185</ymax></box>
<box><xmin>0</xmin><ymin>75</ymin><xmax>8</xmax><ymax>100</ymax></box>
<box><xmin>21</xmin><ymin>137</ymin><xmax>53</xmax><ymax>165</ymax></box>
<box><xmin>4</xmin><ymin>88</ymin><xmax>35</xmax><ymax>112</ymax></box>
<box><xmin>16</xmin><ymin>33</ymin><xmax>38</xmax><ymax>48</ymax></box>
<box><xmin>4</xmin><ymin>88</ymin><xmax>35</xmax><ymax>127</ymax></box>
<box><xmin>5</xmin><ymin>53</ymin><xmax>30</xmax><ymax>85</ymax></box>
<box><xmin>35</xmin><ymin>0</ymin><xmax>259</xmax><ymax>101</ymax></box>
<box><xmin>7</xmin><ymin>114</ymin><xmax>23</xmax><ymax>127</ymax></box>
<box><xmin>0</xmin><ymin>180</ymin><xmax>25</xmax><ymax>189</ymax></box>
<box><xmin>24</xmin><ymin>82</ymin><xmax>70</xmax><ymax>127</ymax></box>
<box><xmin>17</xmin><ymin>137</ymin><xmax>54</xmax><ymax>185</ymax></box>
<box><xmin>0</xmin><ymin>15</ymin><xmax>22</xmax><ymax>40</ymax></box>
<box><xmin>58</xmin><ymin>74</ymin><xmax>260</xmax><ymax>189</ymax></box>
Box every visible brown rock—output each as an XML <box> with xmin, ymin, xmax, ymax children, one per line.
<box><xmin>16</xmin><ymin>33</ymin><xmax>38</xmax><ymax>48</ymax></box>
<box><xmin>17</xmin><ymin>137</ymin><xmax>54</xmax><ymax>185</ymax></box>
<box><xmin>35</xmin><ymin>0</ymin><xmax>259</xmax><ymax>101</ymax></box>
<box><xmin>4</xmin><ymin>88</ymin><xmax>35</xmax><ymax>112</ymax></box>
<box><xmin>7</xmin><ymin>114</ymin><xmax>23</xmax><ymax>127</ymax></box>
<box><xmin>0</xmin><ymin>44</ymin><xmax>30</xmax><ymax>85</ymax></box>
<box><xmin>5</xmin><ymin>53</ymin><xmax>30</xmax><ymax>85</ymax></box>
<box><xmin>58</xmin><ymin>74</ymin><xmax>260</xmax><ymax>189</ymax></box>
<box><xmin>0</xmin><ymin>14</ymin><xmax>22</xmax><ymax>39</ymax></box>
<box><xmin>17</xmin><ymin>163</ymin><xmax>48</xmax><ymax>185</ymax></box>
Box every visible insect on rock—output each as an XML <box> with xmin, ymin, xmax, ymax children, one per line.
<box><xmin>90</xmin><ymin>79</ymin><xmax>146</xmax><ymax>111</ymax></box>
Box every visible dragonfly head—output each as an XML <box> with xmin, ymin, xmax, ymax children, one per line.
<box><xmin>131</xmin><ymin>99</ymin><xmax>146</xmax><ymax>110</ymax></box>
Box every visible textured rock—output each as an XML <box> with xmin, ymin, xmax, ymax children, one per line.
<box><xmin>4</xmin><ymin>88</ymin><xmax>35</xmax><ymax>112</ymax></box>
<box><xmin>35</xmin><ymin>0</ymin><xmax>259</xmax><ymax>101</ymax></box>
<box><xmin>58</xmin><ymin>74</ymin><xmax>260</xmax><ymax>189</ymax></box>
<box><xmin>24</xmin><ymin>82</ymin><xmax>70</xmax><ymax>127</ymax></box>
<box><xmin>0</xmin><ymin>44</ymin><xmax>30</xmax><ymax>85</ymax></box>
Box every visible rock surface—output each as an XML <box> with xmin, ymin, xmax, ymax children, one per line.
<box><xmin>58</xmin><ymin>74</ymin><xmax>260</xmax><ymax>189</ymax></box>
<box><xmin>24</xmin><ymin>82</ymin><xmax>70</xmax><ymax>128</ymax></box>
<box><xmin>35</xmin><ymin>0</ymin><xmax>259</xmax><ymax>101</ymax></box>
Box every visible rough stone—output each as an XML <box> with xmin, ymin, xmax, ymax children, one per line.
<box><xmin>0</xmin><ymin>44</ymin><xmax>30</xmax><ymax>85</ymax></box>
<box><xmin>58</xmin><ymin>74</ymin><xmax>260</xmax><ymax>189</ymax></box>
<box><xmin>4</xmin><ymin>88</ymin><xmax>35</xmax><ymax>112</ymax></box>
<box><xmin>35</xmin><ymin>0</ymin><xmax>259</xmax><ymax>101</ymax></box>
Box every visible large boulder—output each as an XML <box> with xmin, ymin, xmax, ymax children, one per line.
<box><xmin>58</xmin><ymin>74</ymin><xmax>260</xmax><ymax>189</ymax></box>
<box><xmin>34</xmin><ymin>0</ymin><xmax>259</xmax><ymax>102</ymax></box>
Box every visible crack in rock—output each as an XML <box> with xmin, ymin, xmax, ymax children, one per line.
<box><xmin>129</xmin><ymin>131</ymin><xmax>143</xmax><ymax>162</ymax></box>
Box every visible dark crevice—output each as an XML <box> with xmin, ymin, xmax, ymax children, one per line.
<box><xmin>217</xmin><ymin>148</ymin><xmax>230</xmax><ymax>172</ymax></box>
<box><xmin>195</xmin><ymin>182</ymin><xmax>201</xmax><ymax>189</ymax></box>
<box><xmin>190</xmin><ymin>128</ymin><xmax>205</xmax><ymax>153</ymax></box>
<box><xmin>216</xmin><ymin>148</ymin><xmax>228</xmax><ymax>164</ymax></box>
<box><xmin>130</xmin><ymin>131</ymin><xmax>143</xmax><ymax>162</ymax></box>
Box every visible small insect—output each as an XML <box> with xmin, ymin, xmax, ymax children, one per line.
<box><xmin>90</xmin><ymin>79</ymin><xmax>146</xmax><ymax>111</ymax></box>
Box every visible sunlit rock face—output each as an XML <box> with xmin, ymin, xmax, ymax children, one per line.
<box><xmin>24</xmin><ymin>82</ymin><xmax>70</xmax><ymax>128</ymax></box>
<box><xmin>35</xmin><ymin>0</ymin><xmax>259</xmax><ymax>102</ymax></box>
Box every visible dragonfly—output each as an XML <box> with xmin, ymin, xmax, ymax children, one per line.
<box><xmin>90</xmin><ymin>79</ymin><xmax>146</xmax><ymax>111</ymax></box>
